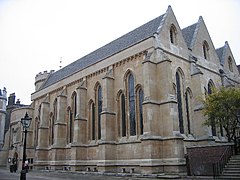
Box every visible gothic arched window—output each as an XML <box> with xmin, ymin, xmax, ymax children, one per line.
<box><xmin>208</xmin><ymin>81</ymin><xmax>216</xmax><ymax>136</ymax></box>
<box><xmin>176</xmin><ymin>72</ymin><xmax>184</xmax><ymax>134</ymax></box>
<box><xmin>228</xmin><ymin>56</ymin><xmax>233</xmax><ymax>72</ymax></box>
<box><xmin>69</xmin><ymin>92</ymin><xmax>77</xmax><ymax>143</ymax></box>
<box><xmin>49</xmin><ymin>113</ymin><xmax>54</xmax><ymax>145</ymax></box>
<box><xmin>170</xmin><ymin>24</ymin><xmax>177</xmax><ymax>45</ymax></box>
<box><xmin>72</xmin><ymin>92</ymin><xmax>77</xmax><ymax>118</ymax></box>
<box><xmin>97</xmin><ymin>85</ymin><xmax>102</xmax><ymax>140</ymax></box>
<box><xmin>50</xmin><ymin>99</ymin><xmax>57</xmax><ymax>145</ymax></box>
<box><xmin>91</xmin><ymin>102</ymin><xmax>95</xmax><ymax>140</ymax></box>
<box><xmin>67</xmin><ymin>107</ymin><xmax>72</xmax><ymax>143</ymax></box>
<box><xmin>36</xmin><ymin>105</ymin><xmax>41</xmax><ymax>146</ymax></box>
<box><xmin>203</xmin><ymin>41</ymin><xmax>209</xmax><ymax>60</ymax></box>
<box><xmin>121</xmin><ymin>93</ymin><xmax>126</xmax><ymax>137</ymax></box>
<box><xmin>128</xmin><ymin>74</ymin><xmax>136</xmax><ymax>136</ymax></box>
<box><xmin>185</xmin><ymin>89</ymin><xmax>192</xmax><ymax>135</ymax></box>
<box><xmin>138</xmin><ymin>88</ymin><xmax>144</xmax><ymax>135</ymax></box>
<box><xmin>53</xmin><ymin>99</ymin><xmax>57</xmax><ymax>122</ymax></box>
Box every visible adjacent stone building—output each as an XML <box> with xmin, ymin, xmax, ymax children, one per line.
<box><xmin>0</xmin><ymin>87</ymin><xmax>7</xmax><ymax>150</ymax></box>
<box><xmin>2</xmin><ymin>6</ymin><xmax>240</xmax><ymax>175</ymax></box>
<box><xmin>0</xmin><ymin>92</ymin><xmax>30</xmax><ymax>168</ymax></box>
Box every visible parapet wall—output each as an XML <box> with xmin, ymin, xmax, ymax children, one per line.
<box><xmin>35</xmin><ymin>70</ymin><xmax>55</xmax><ymax>91</ymax></box>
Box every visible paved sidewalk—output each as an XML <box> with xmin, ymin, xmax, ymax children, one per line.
<box><xmin>0</xmin><ymin>167</ymin><xmax>214</xmax><ymax>180</ymax></box>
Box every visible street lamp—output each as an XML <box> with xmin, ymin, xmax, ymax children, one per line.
<box><xmin>20</xmin><ymin>112</ymin><xmax>32</xmax><ymax>180</ymax></box>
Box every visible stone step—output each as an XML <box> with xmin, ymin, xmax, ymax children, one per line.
<box><xmin>226</xmin><ymin>166</ymin><xmax>240</xmax><ymax>170</ymax></box>
<box><xmin>231</xmin><ymin>158</ymin><xmax>240</xmax><ymax>160</ymax></box>
<box><xmin>218</xmin><ymin>154</ymin><xmax>240</xmax><ymax>179</ymax></box>
<box><xmin>230</xmin><ymin>156</ymin><xmax>240</xmax><ymax>160</ymax></box>
<box><xmin>218</xmin><ymin>176</ymin><xmax>240</xmax><ymax>179</ymax></box>
<box><xmin>226</xmin><ymin>165</ymin><xmax>240</xmax><ymax>168</ymax></box>
<box><xmin>224</xmin><ymin>168</ymin><xmax>240</xmax><ymax>172</ymax></box>
<box><xmin>229</xmin><ymin>159</ymin><xmax>240</xmax><ymax>162</ymax></box>
<box><xmin>230</xmin><ymin>155</ymin><xmax>240</xmax><ymax>159</ymax></box>
<box><xmin>227</xmin><ymin>161</ymin><xmax>240</xmax><ymax>166</ymax></box>
<box><xmin>223</xmin><ymin>171</ymin><xmax>240</xmax><ymax>175</ymax></box>
<box><xmin>226</xmin><ymin>165</ymin><xmax>240</xmax><ymax>169</ymax></box>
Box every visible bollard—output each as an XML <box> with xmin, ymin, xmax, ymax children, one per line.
<box><xmin>20</xmin><ymin>169</ymin><xmax>26</xmax><ymax>180</ymax></box>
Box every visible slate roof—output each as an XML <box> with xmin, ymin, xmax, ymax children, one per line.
<box><xmin>182</xmin><ymin>23</ymin><xmax>197</xmax><ymax>49</ymax></box>
<box><xmin>216</xmin><ymin>46</ymin><xmax>224</xmax><ymax>65</ymax></box>
<box><xmin>40</xmin><ymin>14</ymin><xmax>165</xmax><ymax>90</ymax></box>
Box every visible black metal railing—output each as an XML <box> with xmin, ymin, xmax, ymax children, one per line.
<box><xmin>234</xmin><ymin>136</ymin><xmax>240</xmax><ymax>154</ymax></box>
<box><xmin>212</xmin><ymin>145</ymin><xmax>234</xmax><ymax>179</ymax></box>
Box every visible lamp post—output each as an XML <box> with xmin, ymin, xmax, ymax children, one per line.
<box><xmin>20</xmin><ymin>112</ymin><xmax>32</xmax><ymax>180</ymax></box>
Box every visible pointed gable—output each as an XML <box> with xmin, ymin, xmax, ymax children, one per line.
<box><xmin>187</xmin><ymin>16</ymin><xmax>220</xmax><ymax>64</ymax></box>
<box><xmin>156</xmin><ymin>5</ymin><xmax>188</xmax><ymax>55</ymax></box>
<box><xmin>216</xmin><ymin>41</ymin><xmax>239</xmax><ymax>74</ymax></box>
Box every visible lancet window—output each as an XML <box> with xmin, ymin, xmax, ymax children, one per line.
<box><xmin>128</xmin><ymin>74</ymin><xmax>136</xmax><ymax>136</ymax></box>
<box><xmin>176</xmin><ymin>71</ymin><xmax>184</xmax><ymax>134</ymax></box>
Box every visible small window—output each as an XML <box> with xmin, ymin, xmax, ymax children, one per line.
<box><xmin>170</xmin><ymin>25</ymin><xmax>177</xmax><ymax>44</ymax></box>
<box><xmin>228</xmin><ymin>56</ymin><xmax>233</xmax><ymax>72</ymax></box>
<box><xmin>203</xmin><ymin>41</ymin><xmax>209</xmax><ymax>60</ymax></box>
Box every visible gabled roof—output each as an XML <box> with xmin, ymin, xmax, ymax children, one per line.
<box><xmin>216</xmin><ymin>46</ymin><xmax>224</xmax><ymax>65</ymax></box>
<box><xmin>182</xmin><ymin>23</ymin><xmax>198</xmax><ymax>49</ymax></box>
<box><xmin>40</xmin><ymin>13</ymin><xmax>165</xmax><ymax>90</ymax></box>
<box><xmin>216</xmin><ymin>41</ymin><xmax>233</xmax><ymax>65</ymax></box>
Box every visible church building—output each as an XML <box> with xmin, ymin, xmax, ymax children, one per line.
<box><xmin>2</xmin><ymin>6</ymin><xmax>240</xmax><ymax>175</ymax></box>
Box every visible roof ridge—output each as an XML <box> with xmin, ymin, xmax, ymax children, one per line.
<box><xmin>39</xmin><ymin>13</ymin><xmax>165</xmax><ymax>90</ymax></box>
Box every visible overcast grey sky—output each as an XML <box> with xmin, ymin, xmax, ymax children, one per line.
<box><xmin>0</xmin><ymin>0</ymin><xmax>239</xmax><ymax>104</ymax></box>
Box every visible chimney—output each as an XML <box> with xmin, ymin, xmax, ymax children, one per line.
<box><xmin>16</xmin><ymin>99</ymin><xmax>21</xmax><ymax>105</ymax></box>
<box><xmin>8</xmin><ymin>93</ymin><xmax>16</xmax><ymax>106</ymax></box>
